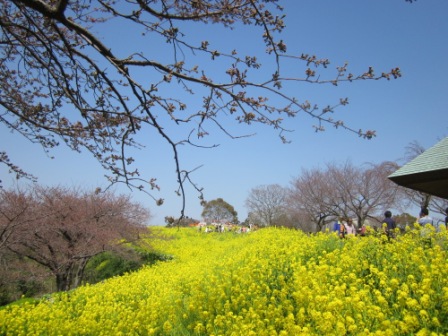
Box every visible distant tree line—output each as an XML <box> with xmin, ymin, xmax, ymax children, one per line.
<box><xmin>245</xmin><ymin>160</ymin><xmax>448</xmax><ymax>232</ymax></box>
<box><xmin>164</xmin><ymin>216</ymin><xmax>198</xmax><ymax>227</ymax></box>
<box><xmin>164</xmin><ymin>158</ymin><xmax>447</xmax><ymax>232</ymax></box>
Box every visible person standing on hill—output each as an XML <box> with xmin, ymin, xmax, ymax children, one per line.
<box><xmin>418</xmin><ymin>207</ymin><xmax>434</xmax><ymax>226</ymax></box>
<box><xmin>344</xmin><ymin>218</ymin><xmax>356</xmax><ymax>236</ymax></box>
<box><xmin>418</xmin><ymin>207</ymin><xmax>440</xmax><ymax>239</ymax></box>
<box><xmin>338</xmin><ymin>218</ymin><xmax>347</xmax><ymax>238</ymax></box>
<box><xmin>382</xmin><ymin>210</ymin><xmax>396</xmax><ymax>240</ymax></box>
<box><xmin>332</xmin><ymin>217</ymin><xmax>343</xmax><ymax>236</ymax></box>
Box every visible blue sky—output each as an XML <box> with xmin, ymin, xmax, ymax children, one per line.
<box><xmin>1</xmin><ymin>0</ymin><xmax>448</xmax><ymax>225</ymax></box>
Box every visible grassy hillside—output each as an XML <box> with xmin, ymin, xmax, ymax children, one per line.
<box><xmin>1</xmin><ymin>226</ymin><xmax>448</xmax><ymax>335</ymax></box>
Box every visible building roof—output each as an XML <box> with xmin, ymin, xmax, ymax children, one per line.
<box><xmin>388</xmin><ymin>137</ymin><xmax>448</xmax><ymax>199</ymax></box>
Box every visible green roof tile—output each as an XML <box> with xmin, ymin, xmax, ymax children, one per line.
<box><xmin>389</xmin><ymin>137</ymin><xmax>448</xmax><ymax>178</ymax></box>
<box><xmin>388</xmin><ymin>137</ymin><xmax>448</xmax><ymax>199</ymax></box>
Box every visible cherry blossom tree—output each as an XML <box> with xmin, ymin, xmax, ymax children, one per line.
<box><xmin>0</xmin><ymin>185</ymin><xmax>150</xmax><ymax>291</ymax></box>
<box><xmin>287</xmin><ymin>167</ymin><xmax>335</xmax><ymax>232</ymax></box>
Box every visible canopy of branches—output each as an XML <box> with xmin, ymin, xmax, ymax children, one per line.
<box><xmin>244</xmin><ymin>161</ymin><xmax>414</xmax><ymax>231</ymax></box>
<box><xmin>0</xmin><ymin>0</ymin><xmax>401</xmax><ymax>217</ymax></box>
<box><xmin>0</xmin><ymin>185</ymin><xmax>150</xmax><ymax>291</ymax></box>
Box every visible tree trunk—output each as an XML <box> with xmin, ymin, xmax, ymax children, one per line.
<box><xmin>421</xmin><ymin>194</ymin><xmax>431</xmax><ymax>209</ymax></box>
<box><xmin>55</xmin><ymin>272</ymin><xmax>70</xmax><ymax>292</ymax></box>
<box><xmin>72</xmin><ymin>257</ymin><xmax>89</xmax><ymax>289</ymax></box>
<box><xmin>55</xmin><ymin>262</ymin><xmax>74</xmax><ymax>292</ymax></box>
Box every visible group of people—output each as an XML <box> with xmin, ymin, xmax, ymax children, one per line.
<box><xmin>197</xmin><ymin>222</ymin><xmax>254</xmax><ymax>233</ymax></box>
<box><xmin>333</xmin><ymin>206</ymin><xmax>448</xmax><ymax>239</ymax></box>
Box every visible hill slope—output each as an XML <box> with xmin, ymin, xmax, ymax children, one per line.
<box><xmin>1</xmin><ymin>227</ymin><xmax>448</xmax><ymax>335</ymax></box>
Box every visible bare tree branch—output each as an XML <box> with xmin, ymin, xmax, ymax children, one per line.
<box><xmin>1</xmin><ymin>0</ymin><xmax>401</xmax><ymax>217</ymax></box>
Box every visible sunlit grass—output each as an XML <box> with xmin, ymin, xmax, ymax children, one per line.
<box><xmin>1</xmin><ymin>226</ymin><xmax>448</xmax><ymax>335</ymax></box>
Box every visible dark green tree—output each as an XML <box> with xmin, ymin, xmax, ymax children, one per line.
<box><xmin>394</xmin><ymin>213</ymin><xmax>417</xmax><ymax>229</ymax></box>
<box><xmin>202</xmin><ymin>198</ymin><xmax>238</xmax><ymax>224</ymax></box>
<box><xmin>164</xmin><ymin>215</ymin><xmax>198</xmax><ymax>228</ymax></box>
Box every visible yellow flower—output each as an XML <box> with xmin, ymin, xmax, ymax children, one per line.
<box><xmin>194</xmin><ymin>322</ymin><xmax>205</xmax><ymax>334</ymax></box>
<box><xmin>406</xmin><ymin>298</ymin><xmax>420</xmax><ymax>310</ymax></box>
<box><xmin>431</xmin><ymin>317</ymin><xmax>441</xmax><ymax>327</ymax></box>
<box><xmin>420</xmin><ymin>294</ymin><xmax>431</xmax><ymax>309</ymax></box>
<box><xmin>336</xmin><ymin>321</ymin><xmax>346</xmax><ymax>334</ymax></box>
<box><xmin>162</xmin><ymin>321</ymin><xmax>172</xmax><ymax>333</ymax></box>
<box><xmin>419</xmin><ymin>309</ymin><xmax>430</xmax><ymax>322</ymax></box>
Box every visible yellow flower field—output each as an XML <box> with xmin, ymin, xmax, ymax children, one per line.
<box><xmin>1</xmin><ymin>226</ymin><xmax>448</xmax><ymax>335</ymax></box>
